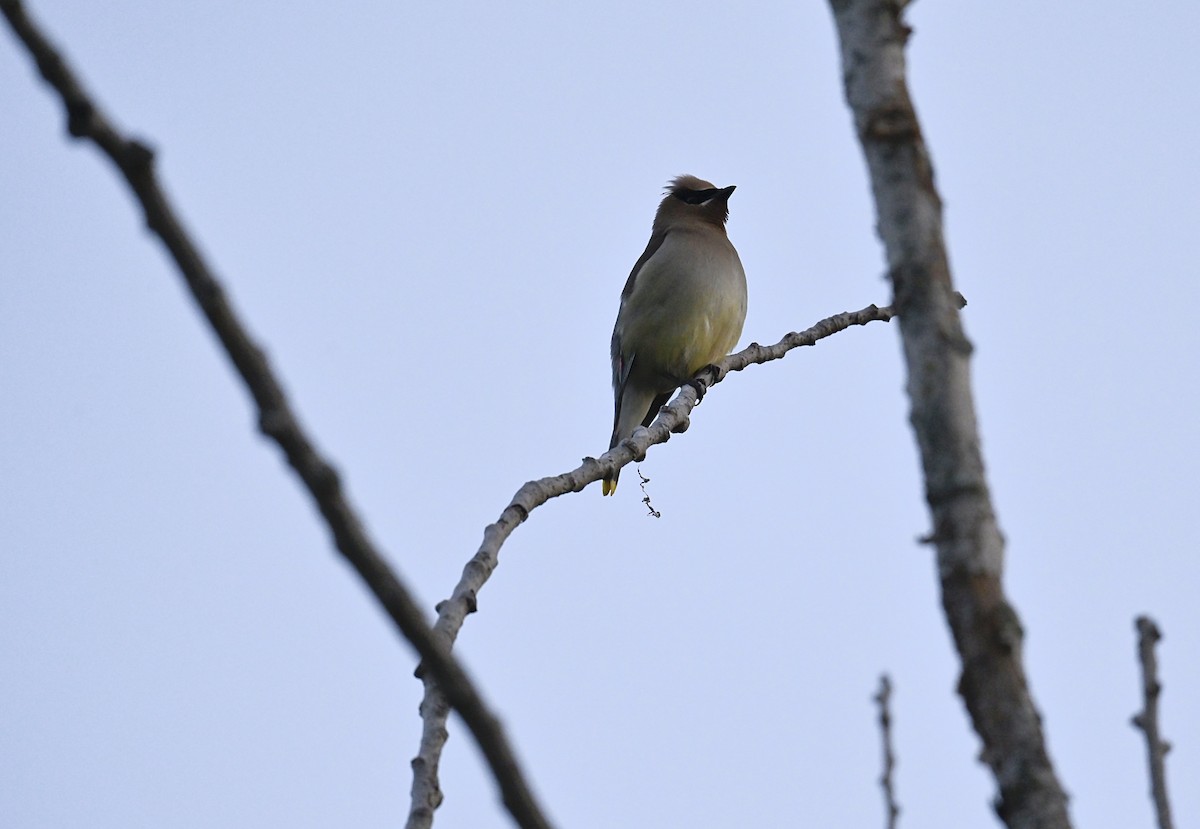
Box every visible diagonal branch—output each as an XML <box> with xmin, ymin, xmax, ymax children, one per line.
<box><xmin>407</xmin><ymin>302</ymin><xmax>895</xmax><ymax>828</ymax></box>
<box><xmin>1132</xmin><ymin>616</ymin><xmax>1175</xmax><ymax>829</ymax></box>
<box><xmin>826</xmin><ymin>1</ymin><xmax>1072</xmax><ymax>827</ymax></box>
<box><xmin>1</xmin><ymin>4</ymin><xmax>552</xmax><ymax>829</ymax></box>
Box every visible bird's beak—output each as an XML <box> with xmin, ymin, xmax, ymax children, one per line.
<box><xmin>721</xmin><ymin>185</ymin><xmax>737</xmax><ymax>198</ymax></box>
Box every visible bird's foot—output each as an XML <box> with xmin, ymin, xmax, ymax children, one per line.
<box><xmin>686</xmin><ymin>364</ymin><xmax>723</xmax><ymax>404</ymax></box>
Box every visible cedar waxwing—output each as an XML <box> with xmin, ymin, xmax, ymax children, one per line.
<box><xmin>602</xmin><ymin>175</ymin><xmax>748</xmax><ymax>496</ymax></box>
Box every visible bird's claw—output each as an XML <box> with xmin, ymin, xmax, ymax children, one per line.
<box><xmin>687</xmin><ymin>364</ymin><xmax>722</xmax><ymax>404</ymax></box>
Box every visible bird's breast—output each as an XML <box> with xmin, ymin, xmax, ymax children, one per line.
<box><xmin>616</xmin><ymin>229</ymin><xmax>747</xmax><ymax>388</ymax></box>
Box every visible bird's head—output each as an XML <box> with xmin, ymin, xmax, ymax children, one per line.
<box><xmin>655</xmin><ymin>175</ymin><xmax>737</xmax><ymax>229</ymax></box>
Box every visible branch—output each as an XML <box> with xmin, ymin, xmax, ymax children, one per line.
<box><xmin>407</xmin><ymin>302</ymin><xmax>894</xmax><ymax>827</ymax></box>
<box><xmin>0</xmin><ymin>4</ymin><xmax>552</xmax><ymax>828</ymax></box>
<box><xmin>826</xmin><ymin>2</ymin><xmax>1073</xmax><ymax>827</ymax></box>
<box><xmin>873</xmin><ymin>675</ymin><xmax>900</xmax><ymax>829</ymax></box>
<box><xmin>1132</xmin><ymin>616</ymin><xmax>1174</xmax><ymax>829</ymax></box>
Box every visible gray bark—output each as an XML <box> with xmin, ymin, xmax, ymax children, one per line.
<box><xmin>827</xmin><ymin>2</ymin><xmax>1074</xmax><ymax>827</ymax></box>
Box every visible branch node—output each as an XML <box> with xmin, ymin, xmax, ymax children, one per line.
<box><xmin>64</xmin><ymin>95</ymin><xmax>93</xmax><ymax>136</ymax></box>
<box><xmin>863</xmin><ymin>105</ymin><xmax>920</xmax><ymax>143</ymax></box>
<box><xmin>124</xmin><ymin>138</ymin><xmax>155</xmax><ymax>170</ymax></box>
<box><xmin>257</xmin><ymin>405</ymin><xmax>288</xmax><ymax>440</ymax></box>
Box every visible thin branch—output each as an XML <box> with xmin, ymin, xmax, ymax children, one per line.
<box><xmin>637</xmin><ymin>469</ymin><xmax>661</xmax><ymax>519</ymax></box>
<box><xmin>873</xmin><ymin>674</ymin><xmax>900</xmax><ymax>829</ymax></box>
<box><xmin>826</xmin><ymin>1</ymin><xmax>1073</xmax><ymax>827</ymax></box>
<box><xmin>407</xmin><ymin>302</ymin><xmax>894</xmax><ymax>828</ymax></box>
<box><xmin>1132</xmin><ymin>616</ymin><xmax>1174</xmax><ymax>829</ymax></box>
<box><xmin>0</xmin><ymin>4</ymin><xmax>552</xmax><ymax>828</ymax></box>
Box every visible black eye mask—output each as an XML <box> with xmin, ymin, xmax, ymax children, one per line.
<box><xmin>674</xmin><ymin>188</ymin><xmax>721</xmax><ymax>205</ymax></box>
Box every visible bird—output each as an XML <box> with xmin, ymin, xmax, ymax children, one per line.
<box><xmin>602</xmin><ymin>175</ymin><xmax>747</xmax><ymax>496</ymax></box>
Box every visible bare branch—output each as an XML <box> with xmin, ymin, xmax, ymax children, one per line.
<box><xmin>407</xmin><ymin>302</ymin><xmax>894</xmax><ymax>827</ymax></box>
<box><xmin>826</xmin><ymin>1</ymin><xmax>1073</xmax><ymax>827</ymax></box>
<box><xmin>874</xmin><ymin>675</ymin><xmax>900</xmax><ymax>829</ymax></box>
<box><xmin>0</xmin><ymin>4</ymin><xmax>552</xmax><ymax>828</ymax></box>
<box><xmin>1132</xmin><ymin>616</ymin><xmax>1174</xmax><ymax>829</ymax></box>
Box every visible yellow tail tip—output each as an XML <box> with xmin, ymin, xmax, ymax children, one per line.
<box><xmin>601</xmin><ymin>477</ymin><xmax>617</xmax><ymax>496</ymax></box>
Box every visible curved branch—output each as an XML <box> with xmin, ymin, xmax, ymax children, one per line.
<box><xmin>827</xmin><ymin>1</ymin><xmax>1072</xmax><ymax>827</ymax></box>
<box><xmin>1</xmin><ymin>4</ymin><xmax>552</xmax><ymax>829</ymax></box>
<box><xmin>407</xmin><ymin>302</ymin><xmax>894</xmax><ymax>828</ymax></box>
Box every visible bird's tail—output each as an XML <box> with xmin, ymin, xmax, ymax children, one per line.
<box><xmin>601</xmin><ymin>471</ymin><xmax>618</xmax><ymax>496</ymax></box>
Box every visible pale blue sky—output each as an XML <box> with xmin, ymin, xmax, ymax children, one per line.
<box><xmin>3</xmin><ymin>2</ymin><xmax>1198</xmax><ymax>827</ymax></box>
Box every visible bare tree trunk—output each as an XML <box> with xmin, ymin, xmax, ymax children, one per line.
<box><xmin>826</xmin><ymin>2</ymin><xmax>1073</xmax><ymax>827</ymax></box>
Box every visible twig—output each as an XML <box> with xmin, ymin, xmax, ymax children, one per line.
<box><xmin>0</xmin><ymin>4</ymin><xmax>552</xmax><ymax>828</ymax></box>
<box><xmin>637</xmin><ymin>469</ymin><xmax>661</xmax><ymax>518</ymax></box>
<box><xmin>407</xmin><ymin>302</ymin><xmax>894</xmax><ymax>827</ymax></box>
<box><xmin>826</xmin><ymin>1</ymin><xmax>1073</xmax><ymax>827</ymax></box>
<box><xmin>1132</xmin><ymin>616</ymin><xmax>1174</xmax><ymax>829</ymax></box>
<box><xmin>874</xmin><ymin>675</ymin><xmax>900</xmax><ymax>829</ymax></box>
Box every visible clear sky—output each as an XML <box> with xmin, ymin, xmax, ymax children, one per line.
<box><xmin>3</xmin><ymin>2</ymin><xmax>1198</xmax><ymax>827</ymax></box>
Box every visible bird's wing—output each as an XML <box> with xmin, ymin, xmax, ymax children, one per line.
<box><xmin>612</xmin><ymin>228</ymin><xmax>670</xmax><ymax>377</ymax></box>
<box><xmin>619</xmin><ymin>228</ymin><xmax>669</xmax><ymax>303</ymax></box>
<box><xmin>610</xmin><ymin>228</ymin><xmax>670</xmax><ymax>439</ymax></box>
